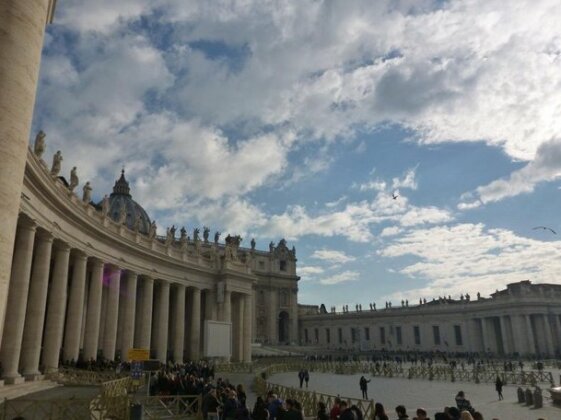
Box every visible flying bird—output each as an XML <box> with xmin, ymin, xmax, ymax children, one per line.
<box><xmin>532</xmin><ymin>226</ymin><xmax>557</xmax><ymax>234</ymax></box>
<box><xmin>392</xmin><ymin>192</ymin><xmax>398</xmax><ymax>200</ymax></box>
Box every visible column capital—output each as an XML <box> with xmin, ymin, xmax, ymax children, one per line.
<box><xmin>35</xmin><ymin>229</ymin><xmax>54</xmax><ymax>243</ymax></box>
<box><xmin>89</xmin><ymin>257</ymin><xmax>105</xmax><ymax>269</ymax></box>
<box><xmin>71</xmin><ymin>250</ymin><xmax>88</xmax><ymax>261</ymax></box>
<box><xmin>54</xmin><ymin>241</ymin><xmax>71</xmax><ymax>252</ymax></box>
<box><xmin>17</xmin><ymin>215</ymin><xmax>37</xmax><ymax>231</ymax></box>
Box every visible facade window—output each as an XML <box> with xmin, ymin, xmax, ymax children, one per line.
<box><xmin>454</xmin><ymin>325</ymin><xmax>463</xmax><ymax>346</ymax></box>
<box><xmin>304</xmin><ymin>329</ymin><xmax>309</xmax><ymax>343</ymax></box>
<box><xmin>380</xmin><ymin>327</ymin><xmax>386</xmax><ymax>344</ymax></box>
<box><xmin>433</xmin><ymin>325</ymin><xmax>441</xmax><ymax>345</ymax></box>
<box><xmin>351</xmin><ymin>328</ymin><xmax>357</xmax><ymax>343</ymax></box>
<box><xmin>259</xmin><ymin>261</ymin><xmax>265</xmax><ymax>269</ymax></box>
<box><xmin>326</xmin><ymin>328</ymin><xmax>331</xmax><ymax>344</ymax></box>
<box><xmin>364</xmin><ymin>327</ymin><xmax>370</xmax><ymax>341</ymax></box>
<box><xmin>396</xmin><ymin>326</ymin><xmax>402</xmax><ymax>345</ymax></box>
<box><xmin>280</xmin><ymin>260</ymin><xmax>287</xmax><ymax>271</ymax></box>
<box><xmin>338</xmin><ymin>328</ymin><xmax>343</xmax><ymax>344</ymax></box>
<box><xmin>314</xmin><ymin>328</ymin><xmax>319</xmax><ymax>343</ymax></box>
<box><xmin>413</xmin><ymin>326</ymin><xmax>421</xmax><ymax>345</ymax></box>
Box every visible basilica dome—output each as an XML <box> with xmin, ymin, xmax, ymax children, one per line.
<box><xmin>98</xmin><ymin>170</ymin><xmax>152</xmax><ymax>234</ymax></box>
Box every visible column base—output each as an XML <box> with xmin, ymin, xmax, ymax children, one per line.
<box><xmin>24</xmin><ymin>373</ymin><xmax>44</xmax><ymax>381</ymax></box>
<box><xmin>4</xmin><ymin>376</ymin><xmax>25</xmax><ymax>385</ymax></box>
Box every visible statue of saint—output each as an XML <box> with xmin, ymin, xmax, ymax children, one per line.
<box><xmin>69</xmin><ymin>166</ymin><xmax>79</xmax><ymax>192</ymax></box>
<box><xmin>214</xmin><ymin>231</ymin><xmax>220</xmax><ymax>243</ymax></box>
<box><xmin>251</xmin><ymin>238</ymin><xmax>256</xmax><ymax>250</ymax></box>
<box><xmin>82</xmin><ymin>181</ymin><xmax>92</xmax><ymax>203</ymax></box>
<box><xmin>203</xmin><ymin>226</ymin><xmax>210</xmax><ymax>242</ymax></box>
<box><xmin>166</xmin><ymin>226</ymin><xmax>175</xmax><ymax>245</ymax></box>
<box><xmin>193</xmin><ymin>227</ymin><xmax>200</xmax><ymax>242</ymax></box>
<box><xmin>149</xmin><ymin>221</ymin><xmax>157</xmax><ymax>239</ymax></box>
<box><xmin>269</xmin><ymin>241</ymin><xmax>274</xmax><ymax>253</ymax></box>
<box><xmin>101</xmin><ymin>195</ymin><xmax>110</xmax><ymax>216</ymax></box>
<box><xmin>180</xmin><ymin>227</ymin><xmax>187</xmax><ymax>243</ymax></box>
<box><xmin>51</xmin><ymin>150</ymin><xmax>63</xmax><ymax>176</ymax></box>
<box><xmin>34</xmin><ymin>130</ymin><xmax>46</xmax><ymax>158</ymax></box>
<box><xmin>118</xmin><ymin>203</ymin><xmax>127</xmax><ymax>224</ymax></box>
<box><xmin>133</xmin><ymin>212</ymin><xmax>141</xmax><ymax>232</ymax></box>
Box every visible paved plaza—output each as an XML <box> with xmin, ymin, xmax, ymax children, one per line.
<box><xmin>269</xmin><ymin>371</ymin><xmax>561</xmax><ymax>420</ymax></box>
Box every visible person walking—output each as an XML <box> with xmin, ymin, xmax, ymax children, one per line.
<box><xmin>495</xmin><ymin>376</ymin><xmax>503</xmax><ymax>400</ymax></box>
<box><xmin>304</xmin><ymin>369</ymin><xmax>310</xmax><ymax>388</ymax></box>
<box><xmin>359</xmin><ymin>376</ymin><xmax>371</xmax><ymax>400</ymax></box>
<box><xmin>298</xmin><ymin>369</ymin><xmax>305</xmax><ymax>388</ymax></box>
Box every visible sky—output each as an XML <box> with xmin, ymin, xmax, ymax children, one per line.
<box><xmin>32</xmin><ymin>0</ymin><xmax>561</xmax><ymax>308</ymax></box>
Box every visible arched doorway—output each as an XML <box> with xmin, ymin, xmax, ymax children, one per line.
<box><xmin>278</xmin><ymin>311</ymin><xmax>290</xmax><ymax>344</ymax></box>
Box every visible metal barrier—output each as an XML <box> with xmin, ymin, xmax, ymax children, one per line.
<box><xmin>47</xmin><ymin>367</ymin><xmax>127</xmax><ymax>385</ymax></box>
<box><xmin>132</xmin><ymin>395</ymin><xmax>203</xmax><ymax>419</ymax></box>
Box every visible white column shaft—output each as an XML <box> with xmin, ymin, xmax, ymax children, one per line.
<box><xmin>205</xmin><ymin>290</ymin><xmax>217</xmax><ymax>321</ymax></box>
<box><xmin>189</xmin><ymin>288</ymin><xmax>201</xmax><ymax>360</ymax></box>
<box><xmin>0</xmin><ymin>0</ymin><xmax>52</xmax><ymax>350</ymax></box>
<box><xmin>243</xmin><ymin>294</ymin><xmax>253</xmax><ymax>362</ymax></box>
<box><xmin>0</xmin><ymin>220</ymin><xmax>36</xmax><ymax>381</ymax></box>
<box><xmin>138</xmin><ymin>277</ymin><xmax>154</xmax><ymax>350</ymax></box>
<box><xmin>525</xmin><ymin>315</ymin><xmax>536</xmax><ymax>354</ymax></box>
<box><xmin>268</xmin><ymin>289</ymin><xmax>278</xmax><ymax>344</ymax></box>
<box><xmin>42</xmin><ymin>243</ymin><xmax>71</xmax><ymax>371</ymax></box>
<box><xmin>173</xmin><ymin>284</ymin><xmax>186</xmax><ymax>362</ymax></box>
<box><xmin>156</xmin><ymin>281</ymin><xmax>170</xmax><ymax>362</ymax></box>
<box><xmin>83</xmin><ymin>260</ymin><xmax>104</xmax><ymax>360</ymax></box>
<box><xmin>21</xmin><ymin>231</ymin><xmax>53</xmax><ymax>376</ymax></box>
<box><xmin>103</xmin><ymin>266</ymin><xmax>121</xmax><ymax>360</ymax></box>
<box><xmin>63</xmin><ymin>253</ymin><xmax>88</xmax><ymax>362</ymax></box>
<box><xmin>120</xmin><ymin>271</ymin><xmax>137</xmax><ymax>360</ymax></box>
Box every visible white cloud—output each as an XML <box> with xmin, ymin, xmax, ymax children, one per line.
<box><xmin>358</xmin><ymin>180</ymin><xmax>387</xmax><ymax>192</ymax></box>
<box><xmin>380</xmin><ymin>226</ymin><xmax>403</xmax><ymax>237</ymax></box>
<box><xmin>392</xmin><ymin>167</ymin><xmax>418</xmax><ymax>191</ymax></box>
<box><xmin>311</xmin><ymin>249</ymin><xmax>356</xmax><ymax>264</ymax></box>
<box><xmin>319</xmin><ymin>271</ymin><xmax>360</xmax><ymax>286</ymax></box>
<box><xmin>325</xmin><ymin>196</ymin><xmax>348</xmax><ymax>208</ymax></box>
<box><xmin>298</xmin><ymin>266</ymin><xmax>325</xmax><ymax>278</ymax></box>
<box><xmin>379</xmin><ymin>223</ymin><xmax>561</xmax><ymax>300</ymax></box>
<box><xmin>459</xmin><ymin>139</ymin><xmax>561</xmax><ymax>207</ymax></box>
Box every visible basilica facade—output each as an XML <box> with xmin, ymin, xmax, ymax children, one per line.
<box><xmin>0</xmin><ymin>145</ymin><xmax>299</xmax><ymax>384</ymax></box>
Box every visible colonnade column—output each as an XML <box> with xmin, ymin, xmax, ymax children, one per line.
<box><xmin>243</xmin><ymin>293</ymin><xmax>253</xmax><ymax>362</ymax></box>
<box><xmin>63</xmin><ymin>252</ymin><xmax>88</xmax><ymax>362</ymax></box>
<box><xmin>479</xmin><ymin>318</ymin><xmax>488</xmax><ymax>353</ymax></box>
<box><xmin>236</xmin><ymin>296</ymin><xmax>245</xmax><ymax>361</ymax></box>
<box><xmin>543</xmin><ymin>314</ymin><xmax>554</xmax><ymax>355</ymax></box>
<box><xmin>0</xmin><ymin>0</ymin><xmax>56</xmax><ymax>350</ymax></box>
<box><xmin>83</xmin><ymin>259</ymin><xmax>104</xmax><ymax>360</ymax></box>
<box><xmin>42</xmin><ymin>243</ymin><xmax>71</xmax><ymax>372</ymax></box>
<box><xmin>223</xmin><ymin>290</ymin><xmax>232</xmax><ymax>323</ymax></box>
<box><xmin>268</xmin><ymin>289</ymin><xmax>278</xmax><ymax>345</ymax></box>
<box><xmin>21</xmin><ymin>230</ymin><xmax>54</xmax><ymax>378</ymax></box>
<box><xmin>137</xmin><ymin>276</ymin><xmax>154</xmax><ymax>350</ymax></box>
<box><xmin>173</xmin><ymin>284</ymin><xmax>186</xmax><ymax>362</ymax></box>
<box><xmin>205</xmin><ymin>290</ymin><xmax>217</xmax><ymax>321</ymax></box>
<box><xmin>155</xmin><ymin>281</ymin><xmax>170</xmax><ymax>362</ymax></box>
<box><xmin>120</xmin><ymin>271</ymin><xmax>137</xmax><ymax>360</ymax></box>
<box><xmin>0</xmin><ymin>219</ymin><xmax>36</xmax><ymax>383</ymax></box>
<box><xmin>103</xmin><ymin>266</ymin><xmax>121</xmax><ymax>360</ymax></box>
<box><xmin>189</xmin><ymin>288</ymin><xmax>201</xmax><ymax>360</ymax></box>
<box><xmin>525</xmin><ymin>315</ymin><xmax>536</xmax><ymax>354</ymax></box>
<box><xmin>499</xmin><ymin>316</ymin><xmax>510</xmax><ymax>355</ymax></box>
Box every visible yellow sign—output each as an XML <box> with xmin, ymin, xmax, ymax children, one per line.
<box><xmin>128</xmin><ymin>348</ymin><xmax>149</xmax><ymax>361</ymax></box>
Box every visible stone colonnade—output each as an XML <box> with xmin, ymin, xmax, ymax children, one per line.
<box><xmin>0</xmin><ymin>215</ymin><xmax>252</xmax><ymax>384</ymax></box>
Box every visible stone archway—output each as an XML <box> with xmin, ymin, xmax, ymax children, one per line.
<box><xmin>278</xmin><ymin>311</ymin><xmax>290</xmax><ymax>344</ymax></box>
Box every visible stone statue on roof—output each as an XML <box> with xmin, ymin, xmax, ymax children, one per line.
<box><xmin>269</xmin><ymin>241</ymin><xmax>274</xmax><ymax>253</ymax></box>
<box><xmin>34</xmin><ymin>130</ymin><xmax>46</xmax><ymax>159</ymax></box>
<box><xmin>203</xmin><ymin>226</ymin><xmax>210</xmax><ymax>242</ymax></box>
<box><xmin>82</xmin><ymin>181</ymin><xmax>92</xmax><ymax>203</ymax></box>
<box><xmin>101</xmin><ymin>195</ymin><xmax>110</xmax><ymax>216</ymax></box>
<box><xmin>69</xmin><ymin>166</ymin><xmax>79</xmax><ymax>192</ymax></box>
<box><xmin>214</xmin><ymin>231</ymin><xmax>220</xmax><ymax>243</ymax></box>
<box><xmin>51</xmin><ymin>150</ymin><xmax>62</xmax><ymax>176</ymax></box>
<box><xmin>251</xmin><ymin>238</ymin><xmax>256</xmax><ymax>250</ymax></box>
<box><xmin>149</xmin><ymin>221</ymin><xmax>157</xmax><ymax>239</ymax></box>
<box><xmin>118</xmin><ymin>203</ymin><xmax>127</xmax><ymax>224</ymax></box>
<box><xmin>193</xmin><ymin>227</ymin><xmax>200</xmax><ymax>242</ymax></box>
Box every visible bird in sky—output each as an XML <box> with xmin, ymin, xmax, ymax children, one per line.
<box><xmin>532</xmin><ymin>226</ymin><xmax>557</xmax><ymax>234</ymax></box>
<box><xmin>392</xmin><ymin>192</ymin><xmax>398</xmax><ymax>200</ymax></box>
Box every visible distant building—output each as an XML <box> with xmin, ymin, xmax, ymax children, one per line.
<box><xmin>298</xmin><ymin>281</ymin><xmax>561</xmax><ymax>356</ymax></box>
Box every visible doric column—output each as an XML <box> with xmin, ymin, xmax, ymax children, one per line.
<box><xmin>555</xmin><ymin>315</ymin><xmax>561</xmax><ymax>352</ymax></box>
<box><xmin>542</xmin><ymin>314</ymin><xmax>555</xmax><ymax>356</ymax></box>
<box><xmin>223</xmin><ymin>290</ymin><xmax>232</xmax><ymax>323</ymax></box>
<box><xmin>243</xmin><ymin>293</ymin><xmax>253</xmax><ymax>362</ymax></box>
<box><xmin>62</xmin><ymin>252</ymin><xmax>88</xmax><ymax>362</ymax></box>
<box><xmin>525</xmin><ymin>315</ymin><xmax>536</xmax><ymax>354</ymax></box>
<box><xmin>205</xmin><ymin>290</ymin><xmax>217</xmax><ymax>321</ymax></box>
<box><xmin>268</xmin><ymin>289</ymin><xmax>278</xmax><ymax>345</ymax></box>
<box><xmin>173</xmin><ymin>284</ymin><xmax>186</xmax><ymax>362</ymax></box>
<box><xmin>102</xmin><ymin>266</ymin><xmax>121</xmax><ymax>360</ymax></box>
<box><xmin>83</xmin><ymin>259</ymin><xmax>104</xmax><ymax>360</ymax></box>
<box><xmin>0</xmin><ymin>0</ymin><xmax>56</xmax><ymax>350</ymax></box>
<box><xmin>155</xmin><ymin>281</ymin><xmax>170</xmax><ymax>362</ymax></box>
<box><xmin>42</xmin><ymin>242</ymin><xmax>71</xmax><ymax>372</ymax></box>
<box><xmin>0</xmin><ymin>218</ymin><xmax>36</xmax><ymax>383</ymax></box>
<box><xmin>499</xmin><ymin>316</ymin><xmax>510</xmax><ymax>355</ymax></box>
<box><xmin>189</xmin><ymin>288</ymin><xmax>201</xmax><ymax>360</ymax></box>
<box><xmin>479</xmin><ymin>318</ymin><xmax>488</xmax><ymax>353</ymax></box>
<box><xmin>136</xmin><ymin>276</ymin><xmax>154</xmax><ymax>349</ymax></box>
<box><xmin>120</xmin><ymin>271</ymin><xmax>137</xmax><ymax>360</ymax></box>
<box><xmin>235</xmin><ymin>296</ymin><xmax>245</xmax><ymax>362</ymax></box>
<box><xmin>290</xmin><ymin>289</ymin><xmax>298</xmax><ymax>343</ymax></box>
<box><xmin>21</xmin><ymin>230</ymin><xmax>53</xmax><ymax>378</ymax></box>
